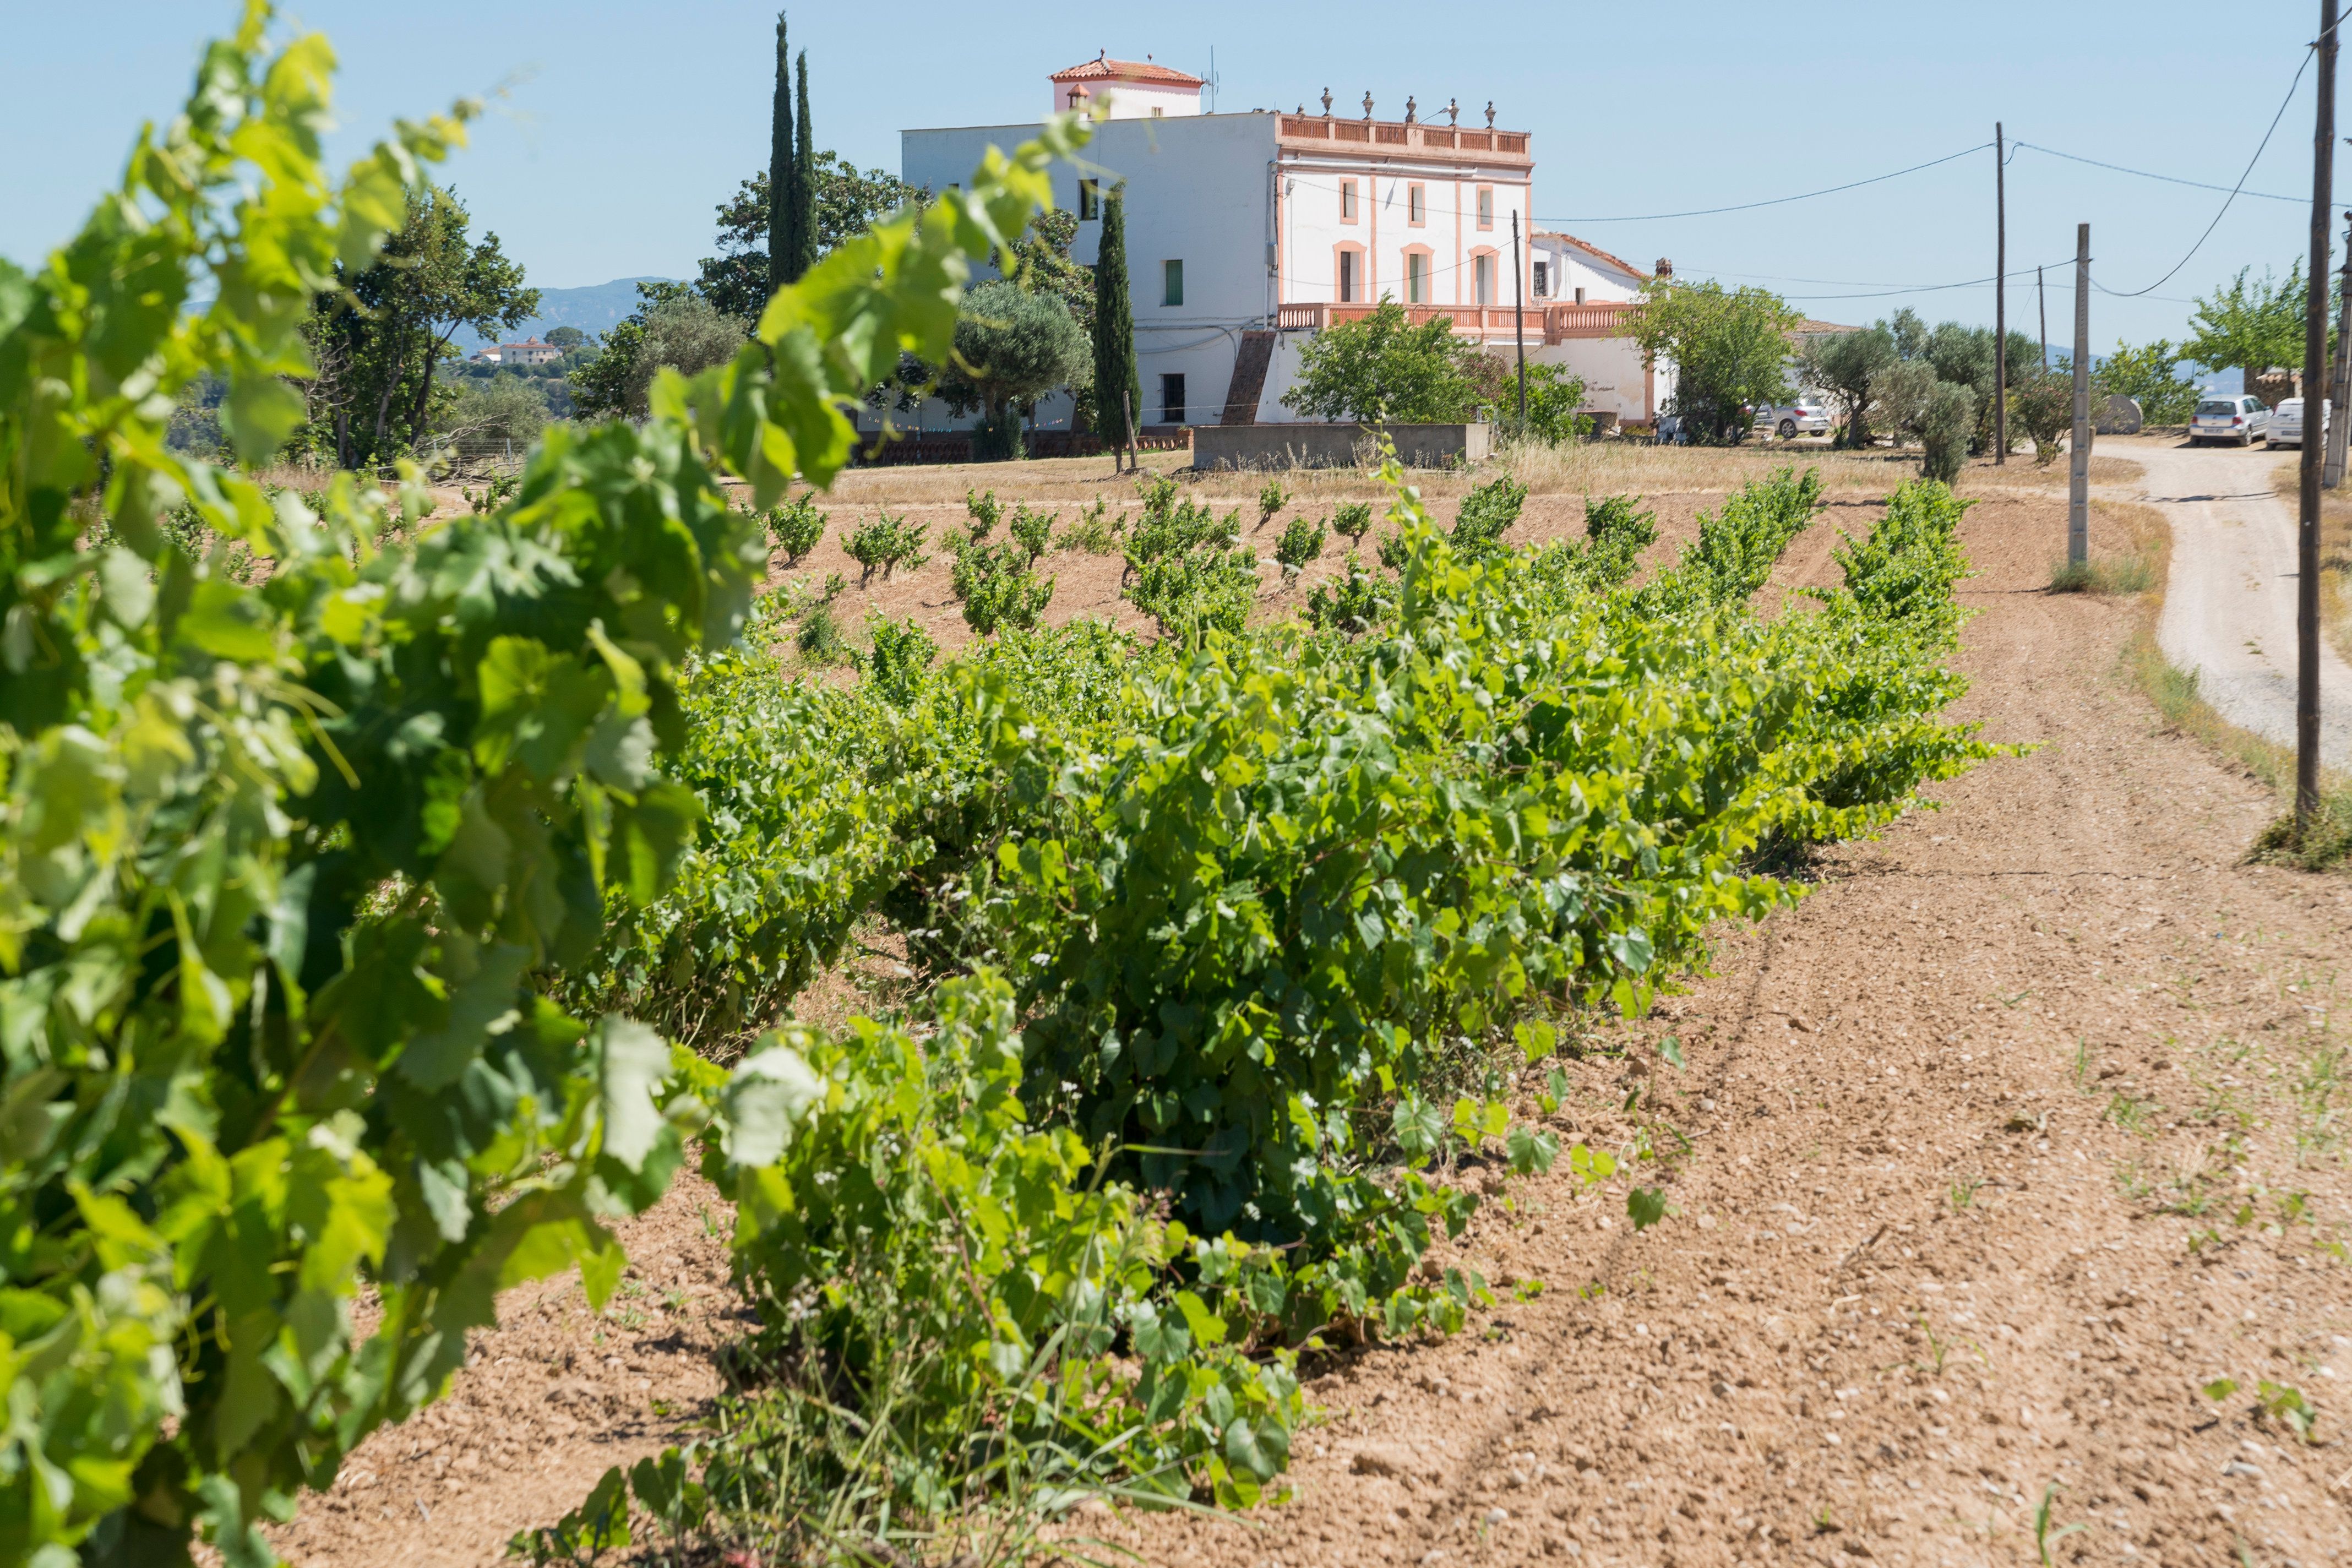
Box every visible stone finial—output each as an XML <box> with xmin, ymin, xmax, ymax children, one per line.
<box><xmin>1363</xmin><ymin>91</ymin><xmax>1374</xmax><ymax>120</ymax></box>
<box><xmin>1484</xmin><ymin>100</ymin><xmax>1496</xmax><ymax>128</ymax></box>
<box><xmin>1321</xmin><ymin>87</ymin><xmax>1333</xmax><ymax>116</ymax></box>
<box><xmin>1447</xmin><ymin>97</ymin><xmax>1460</xmax><ymax>126</ymax></box>
<box><xmin>1404</xmin><ymin>95</ymin><xmax>1418</xmax><ymax>124</ymax></box>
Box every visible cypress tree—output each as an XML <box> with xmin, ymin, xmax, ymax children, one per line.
<box><xmin>766</xmin><ymin>13</ymin><xmax>793</xmax><ymax>298</ymax></box>
<box><xmin>1092</xmin><ymin>187</ymin><xmax>1141</xmax><ymax>462</ymax></box>
<box><xmin>790</xmin><ymin>51</ymin><xmax>818</xmax><ymax>281</ymax></box>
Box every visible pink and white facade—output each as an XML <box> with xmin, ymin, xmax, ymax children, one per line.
<box><xmin>898</xmin><ymin>59</ymin><xmax>1671</xmax><ymax>432</ymax></box>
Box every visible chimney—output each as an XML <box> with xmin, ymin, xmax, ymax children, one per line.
<box><xmin>1654</xmin><ymin>258</ymin><xmax>1674</xmax><ymax>278</ymax></box>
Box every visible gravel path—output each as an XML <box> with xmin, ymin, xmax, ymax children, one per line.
<box><xmin>2144</xmin><ymin>438</ymin><xmax>2352</xmax><ymax>766</ymax></box>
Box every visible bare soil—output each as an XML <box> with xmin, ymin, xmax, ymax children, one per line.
<box><xmin>283</xmin><ymin>446</ymin><xmax>2352</xmax><ymax>1568</ymax></box>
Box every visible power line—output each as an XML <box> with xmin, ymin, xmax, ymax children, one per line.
<box><xmin>1534</xmin><ymin>142</ymin><xmax>1990</xmax><ymax>224</ymax></box>
<box><xmin>2095</xmin><ymin>44</ymin><xmax>2317</xmax><ymax>297</ymax></box>
<box><xmin>2012</xmin><ymin>140</ymin><xmax>2308</xmax><ymax>204</ymax></box>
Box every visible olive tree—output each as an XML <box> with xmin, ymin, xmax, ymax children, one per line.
<box><xmin>1798</xmin><ymin>325</ymin><xmax>1895</xmax><ymax>448</ymax></box>
<box><xmin>938</xmin><ymin>279</ymin><xmax>1091</xmax><ymax>459</ymax></box>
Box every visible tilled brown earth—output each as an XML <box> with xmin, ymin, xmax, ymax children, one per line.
<box><xmin>285</xmin><ymin>467</ymin><xmax>2352</xmax><ymax>1567</ymax></box>
<box><xmin>1103</xmin><ymin>511</ymin><xmax>2352</xmax><ymax>1568</ymax></box>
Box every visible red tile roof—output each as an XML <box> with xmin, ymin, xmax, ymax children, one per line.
<box><xmin>1532</xmin><ymin>231</ymin><xmax>1648</xmax><ymax>281</ymax></box>
<box><xmin>1049</xmin><ymin>53</ymin><xmax>1204</xmax><ymax>88</ymax></box>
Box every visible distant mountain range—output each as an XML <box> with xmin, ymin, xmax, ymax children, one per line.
<box><xmin>455</xmin><ymin>277</ymin><xmax>679</xmax><ymax>350</ymax></box>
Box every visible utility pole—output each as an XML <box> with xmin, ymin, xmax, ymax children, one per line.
<box><xmin>1512</xmin><ymin>210</ymin><xmax>1528</xmax><ymax>429</ymax></box>
<box><xmin>2297</xmin><ymin>0</ymin><xmax>2339</xmax><ymax>832</ymax></box>
<box><xmin>1995</xmin><ymin>122</ymin><xmax>2008</xmax><ymax>463</ymax></box>
<box><xmin>2038</xmin><ymin>265</ymin><xmax>2048</xmax><ymax>374</ymax></box>
<box><xmin>2327</xmin><ymin>206</ymin><xmax>2352</xmax><ymax>488</ymax></box>
<box><xmin>2068</xmin><ymin>224</ymin><xmax>2090</xmax><ymax>568</ymax></box>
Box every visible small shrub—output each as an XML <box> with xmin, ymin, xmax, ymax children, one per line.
<box><xmin>797</xmin><ymin>598</ymin><xmax>851</xmax><ymax>664</ymax></box>
<box><xmin>1136</xmin><ymin>470</ymin><xmax>1179</xmax><ymax>519</ymax></box>
<box><xmin>846</xmin><ymin>511</ymin><xmax>930</xmax><ymax>583</ymax></box>
<box><xmin>1920</xmin><ymin>382</ymin><xmax>1976</xmax><ymax>483</ymax></box>
<box><xmin>1009</xmin><ymin>502</ymin><xmax>1056</xmax><ymax>563</ymax></box>
<box><xmin>964</xmin><ymin>487</ymin><xmax>1003</xmax><ymax>541</ymax></box>
<box><xmin>1452</xmin><ymin>475</ymin><xmax>1528</xmax><ymax>560</ymax></box>
<box><xmin>953</xmin><ymin>540</ymin><xmax>1056</xmax><ymax>634</ymax></box>
<box><xmin>1257</xmin><ymin>477</ymin><xmax>1290</xmax><ymax>527</ymax></box>
<box><xmin>1577</xmin><ymin>494</ymin><xmax>1658</xmax><ymax>587</ymax></box>
<box><xmin>863</xmin><ymin>612</ymin><xmax>939</xmax><ymax>704</ymax></box>
<box><xmin>1059</xmin><ymin>497</ymin><xmax>1121</xmax><ymax>554</ymax></box>
<box><xmin>1332</xmin><ymin>501</ymin><xmax>1374</xmax><ymax>547</ymax></box>
<box><xmin>766</xmin><ymin>492</ymin><xmax>828</xmax><ymax>562</ymax></box>
<box><xmin>972</xmin><ymin>410</ymin><xmax>1026</xmax><ymax>461</ymax></box>
<box><xmin>1124</xmin><ymin>545</ymin><xmax>1259</xmax><ymax>638</ymax></box>
<box><xmin>2009</xmin><ymin>377</ymin><xmax>2073</xmax><ymax>467</ymax></box>
<box><xmin>1273</xmin><ymin>515</ymin><xmax>1327</xmax><ymax>581</ymax></box>
<box><xmin>1125</xmin><ymin>497</ymin><xmax>1240</xmax><ymax>571</ymax></box>
<box><xmin>1305</xmin><ymin>553</ymin><xmax>1392</xmax><ymax>633</ymax></box>
<box><xmin>1377</xmin><ymin>527</ymin><xmax>1411</xmax><ymax>571</ymax></box>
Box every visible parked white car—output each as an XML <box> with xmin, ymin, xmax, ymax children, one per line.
<box><xmin>2271</xmin><ymin>396</ymin><xmax>2329</xmax><ymax>449</ymax></box>
<box><xmin>1753</xmin><ymin>399</ymin><xmax>1832</xmax><ymax>439</ymax></box>
<box><xmin>2189</xmin><ymin>395</ymin><xmax>2271</xmax><ymax>447</ymax></box>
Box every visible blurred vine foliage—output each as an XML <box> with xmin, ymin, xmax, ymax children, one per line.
<box><xmin>0</xmin><ymin>2</ymin><xmax>1077</xmax><ymax>1560</ymax></box>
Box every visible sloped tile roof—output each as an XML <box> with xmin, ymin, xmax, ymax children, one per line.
<box><xmin>1049</xmin><ymin>54</ymin><xmax>1205</xmax><ymax>88</ymax></box>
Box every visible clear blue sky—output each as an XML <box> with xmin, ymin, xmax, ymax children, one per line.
<box><xmin>1</xmin><ymin>1</ymin><xmax>2339</xmax><ymax>349</ymax></box>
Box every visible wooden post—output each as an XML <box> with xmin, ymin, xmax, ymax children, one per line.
<box><xmin>2068</xmin><ymin>224</ymin><xmax>2090</xmax><ymax>568</ymax></box>
<box><xmin>2038</xmin><ymin>265</ymin><xmax>2048</xmax><ymax>374</ymax></box>
<box><xmin>1995</xmin><ymin>122</ymin><xmax>2008</xmax><ymax>464</ymax></box>
<box><xmin>1123</xmin><ymin>389</ymin><xmax>1137</xmax><ymax>474</ymax></box>
<box><xmin>2326</xmin><ymin>208</ymin><xmax>2352</xmax><ymax>489</ymax></box>
<box><xmin>2298</xmin><ymin>0</ymin><xmax>2338</xmax><ymax>831</ymax></box>
<box><xmin>1512</xmin><ymin>210</ymin><xmax>1527</xmax><ymax>431</ymax></box>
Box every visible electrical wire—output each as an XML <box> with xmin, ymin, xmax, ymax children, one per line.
<box><xmin>2012</xmin><ymin>140</ymin><xmax>2307</xmax><ymax>205</ymax></box>
<box><xmin>2093</xmin><ymin>43</ymin><xmax>2317</xmax><ymax>298</ymax></box>
<box><xmin>1533</xmin><ymin>143</ymin><xmax>1991</xmax><ymax>224</ymax></box>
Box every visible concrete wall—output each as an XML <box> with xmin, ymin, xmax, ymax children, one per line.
<box><xmin>1530</xmin><ymin>338</ymin><xmax>1669</xmax><ymax>425</ymax></box>
<box><xmin>1195</xmin><ymin>421</ymin><xmax>1491</xmax><ymax>470</ymax></box>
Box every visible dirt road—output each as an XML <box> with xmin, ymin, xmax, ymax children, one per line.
<box><xmin>2142</xmin><ymin>437</ymin><xmax>2352</xmax><ymax>767</ymax></box>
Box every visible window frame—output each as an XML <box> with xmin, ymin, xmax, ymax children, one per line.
<box><xmin>1470</xmin><ymin>249</ymin><xmax>1498</xmax><ymax>307</ymax></box>
<box><xmin>1078</xmin><ymin>178</ymin><xmax>1100</xmax><ymax>220</ymax></box>
<box><xmin>1336</xmin><ymin>243</ymin><xmax>1366</xmax><ymax>304</ymax></box>
<box><xmin>1476</xmin><ymin>185</ymin><xmax>1494</xmax><ymax>230</ymax></box>
<box><xmin>1340</xmin><ymin>177</ymin><xmax>1358</xmax><ymax>224</ymax></box>
<box><xmin>1403</xmin><ymin>246</ymin><xmax>1433</xmax><ymax>305</ymax></box>
<box><xmin>1162</xmin><ymin>258</ymin><xmax>1184</xmax><ymax>308</ymax></box>
<box><xmin>1407</xmin><ymin>182</ymin><xmax>1427</xmax><ymax>227</ymax></box>
<box><xmin>1161</xmin><ymin>372</ymin><xmax>1186</xmax><ymax>426</ymax></box>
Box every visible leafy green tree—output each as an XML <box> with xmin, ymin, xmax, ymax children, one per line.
<box><xmin>1629</xmin><ymin>279</ymin><xmax>1802</xmax><ymax>444</ymax></box>
<box><xmin>571</xmin><ymin>283</ymin><xmax>748</xmax><ymax>420</ymax></box>
<box><xmin>2185</xmin><ymin>264</ymin><xmax>2312</xmax><ymax>389</ymax></box>
<box><xmin>767</xmin><ymin>10</ymin><xmax>793</xmax><ymax>297</ymax></box>
<box><xmin>1799</xmin><ymin>324</ymin><xmax>1895</xmax><ymax>447</ymax></box>
<box><xmin>2007</xmin><ymin>374</ymin><xmax>2072</xmax><ymax>465</ymax></box>
<box><xmin>1092</xmin><ymin>188</ymin><xmax>1141</xmax><ymax>451</ymax></box>
<box><xmin>1916</xmin><ymin>320</ymin><xmax>2040</xmax><ymax>453</ymax></box>
<box><xmin>937</xmin><ymin>279</ymin><xmax>1090</xmax><ymax>458</ymax></box>
<box><xmin>1280</xmin><ymin>299</ymin><xmax>1480</xmax><ymax>423</ymax></box>
<box><xmin>2088</xmin><ymin>339</ymin><xmax>2198</xmax><ymax>425</ymax></box>
<box><xmin>1516</xmin><ymin>362</ymin><xmax>1589</xmax><ymax>444</ymax></box>
<box><xmin>303</xmin><ymin>182</ymin><xmax>538</xmax><ymax>465</ymax></box>
<box><xmin>439</xmin><ymin>371</ymin><xmax>548</xmax><ymax>447</ymax></box>
<box><xmin>545</xmin><ymin>324</ymin><xmax>586</xmax><ymax>350</ymax></box>
<box><xmin>700</xmin><ymin>156</ymin><xmax>924</xmax><ymax>322</ymax></box>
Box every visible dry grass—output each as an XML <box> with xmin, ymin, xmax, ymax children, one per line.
<box><xmin>2265</xmin><ymin>455</ymin><xmax>2352</xmax><ymax>665</ymax></box>
<box><xmin>2050</xmin><ymin>498</ymin><xmax>2166</xmax><ymax>595</ymax></box>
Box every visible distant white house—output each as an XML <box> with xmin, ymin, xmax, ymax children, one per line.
<box><xmin>493</xmin><ymin>336</ymin><xmax>562</xmax><ymax>367</ymax></box>
<box><xmin>896</xmin><ymin>56</ymin><xmax>1674</xmax><ymax>435</ymax></box>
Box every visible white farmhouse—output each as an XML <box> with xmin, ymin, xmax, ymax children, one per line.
<box><xmin>897</xmin><ymin>56</ymin><xmax>1672</xmax><ymax>438</ymax></box>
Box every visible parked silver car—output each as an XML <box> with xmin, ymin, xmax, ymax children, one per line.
<box><xmin>2190</xmin><ymin>395</ymin><xmax>2271</xmax><ymax>446</ymax></box>
<box><xmin>1754</xmin><ymin>399</ymin><xmax>1832</xmax><ymax>439</ymax></box>
<box><xmin>2271</xmin><ymin>396</ymin><xmax>2329</xmax><ymax>449</ymax></box>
